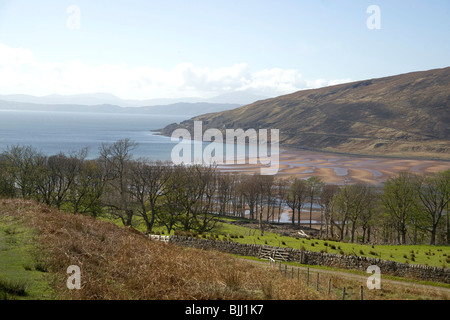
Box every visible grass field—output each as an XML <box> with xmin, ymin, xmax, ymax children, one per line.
<box><xmin>0</xmin><ymin>214</ymin><xmax>54</xmax><ymax>300</ymax></box>
<box><xmin>138</xmin><ymin>215</ymin><xmax>450</xmax><ymax>269</ymax></box>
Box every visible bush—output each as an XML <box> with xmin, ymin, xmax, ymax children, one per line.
<box><xmin>0</xmin><ymin>278</ymin><xmax>28</xmax><ymax>296</ymax></box>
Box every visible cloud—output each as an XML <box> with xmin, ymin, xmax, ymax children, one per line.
<box><xmin>0</xmin><ymin>43</ymin><xmax>351</xmax><ymax>99</ymax></box>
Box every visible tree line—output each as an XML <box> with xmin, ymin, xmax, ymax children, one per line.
<box><xmin>0</xmin><ymin>139</ymin><xmax>449</xmax><ymax>245</ymax></box>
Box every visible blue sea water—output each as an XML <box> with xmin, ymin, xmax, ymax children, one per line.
<box><xmin>0</xmin><ymin>110</ymin><xmax>190</xmax><ymax>161</ymax></box>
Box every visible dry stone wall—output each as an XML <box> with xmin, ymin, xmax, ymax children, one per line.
<box><xmin>169</xmin><ymin>236</ymin><xmax>450</xmax><ymax>284</ymax></box>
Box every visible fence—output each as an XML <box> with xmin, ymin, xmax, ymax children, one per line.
<box><xmin>274</xmin><ymin>263</ymin><xmax>363</xmax><ymax>300</ymax></box>
<box><xmin>167</xmin><ymin>235</ymin><xmax>450</xmax><ymax>284</ymax></box>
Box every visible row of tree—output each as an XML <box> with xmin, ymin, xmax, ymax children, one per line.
<box><xmin>0</xmin><ymin>140</ymin><xmax>449</xmax><ymax>245</ymax></box>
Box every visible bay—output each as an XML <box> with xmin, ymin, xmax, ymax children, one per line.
<box><xmin>0</xmin><ymin>110</ymin><xmax>190</xmax><ymax>161</ymax></box>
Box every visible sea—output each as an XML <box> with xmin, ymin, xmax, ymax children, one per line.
<box><xmin>0</xmin><ymin>109</ymin><xmax>190</xmax><ymax>161</ymax></box>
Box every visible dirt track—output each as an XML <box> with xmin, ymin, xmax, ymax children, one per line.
<box><xmin>244</xmin><ymin>258</ymin><xmax>450</xmax><ymax>298</ymax></box>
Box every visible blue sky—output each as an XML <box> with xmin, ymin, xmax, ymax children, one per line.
<box><xmin>0</xmin><ymin>0</ymin><xmax>449</xmax><ymax>100</ymax></box>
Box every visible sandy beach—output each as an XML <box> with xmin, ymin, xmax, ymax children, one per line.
<box><xmin>216</xmin><ymin>148</ymin><xmax>450</xmax><ymax>185</ymax></box>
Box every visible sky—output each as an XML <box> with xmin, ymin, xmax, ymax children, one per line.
<box><xmin>0</xmin><ymin>0</ymin><xmax>449</xmax><ymax>101</ymax></box>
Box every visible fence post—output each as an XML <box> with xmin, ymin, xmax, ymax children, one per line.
<box><xmin>316</xmin><ymin>273</ymin><xmax>319</xmax><ymax>291</ymax></box>
<box><xmin>306</xmin><ymin>268</ymin><xmax>310</xmax><ymax>285</ymax></box>
<box><xmin>342</xmin><ymin>287</ymin><xmax>346</xmax><ymax>300</ymax></box>
<box><xmin>328</xmin><ymin>278</ymin><xmax>331</xmax><ymax>295</ymax></box>
<box><xmin>360</xmin><ymin>286</ymin><xmax>364</xmax><ymax>301</ymax></box>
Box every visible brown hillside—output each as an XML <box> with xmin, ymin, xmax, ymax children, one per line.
<box><xmin>0</xmin><ymin>199</ymin><xmax>323</xmax><ymax>300</ymax></box>
<box><xmin>160</xmin><ymin>67</ymin><xmax>450</xmax><ymax>159</ymax></box>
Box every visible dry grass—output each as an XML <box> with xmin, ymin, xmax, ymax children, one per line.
<box><xmin>1</xmin><ymin>199</ymin><xmax>325</xmax><ymax>300</ymax></box>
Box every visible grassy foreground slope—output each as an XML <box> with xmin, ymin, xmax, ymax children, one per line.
<box><xmin>0</xmin><ymin>199</ymin><xmax>323</xmax><ymax>300</ymax></box>
<box><xmin>0</xmin><ymin>211</ymin><xmax>54</xmax><ymax>299</ymax></box>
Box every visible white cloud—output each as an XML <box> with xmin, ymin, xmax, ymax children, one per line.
<box><xmin>0</xmin><ymin>43</ymin><xmax>351</xmax><ymax>99</ymax></box>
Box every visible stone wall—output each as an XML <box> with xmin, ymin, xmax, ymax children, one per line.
<box><xmin>169</xmin><ymin>236</ymin><xmax>450</xmax><ymax>284</ymax></box>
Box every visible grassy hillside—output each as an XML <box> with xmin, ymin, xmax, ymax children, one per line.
<box><xmin>0</xmin><ymin>212</ymin><xmax>54</xmax><ymax>299</ymax></box>
<box><xmin>0</xmin><ymin>199</ymin><xmax>324</xmax><ymax>300</ymax></box>
<box><xmin>216</xmin><ymin>222</ymin><xmax>450</xmax><ymax>268</ymax></box>
<box><xmin>160</xmin><ymin>67</ymin><xmax>450</xmax><ymax>160</ymax></box>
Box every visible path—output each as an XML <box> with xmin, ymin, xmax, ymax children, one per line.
<box><xmin>242</xmin><ymin>258</ymin><xmax>450</xmax><ymax>296</ymax></box>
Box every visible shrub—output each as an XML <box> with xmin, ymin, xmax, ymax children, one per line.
<box><xmin>0</xmin><ymin>278</ymin><xmax>28</xmax><ymax>296</ymax></box>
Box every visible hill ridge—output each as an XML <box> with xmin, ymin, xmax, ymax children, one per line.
<box><xmin>159</xmin><ymin>67</ymin><xmax>450</xmax><ymax>160</ymax></box>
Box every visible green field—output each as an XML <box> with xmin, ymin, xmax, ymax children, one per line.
<box><xmin>135</xmin><ymin>215</ymin><xmax>450</xmax><ymax>269</ymax></box>
<box><xmin>0</xmin><ymin>214</ymin><xmax>54</xmax><ymax>300</ymax></box>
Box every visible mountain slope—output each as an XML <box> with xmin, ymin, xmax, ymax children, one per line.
<box><xmin>160</xmin><ymin>67</ymin><xmax>450</xmax><ymax>160</ymax></box>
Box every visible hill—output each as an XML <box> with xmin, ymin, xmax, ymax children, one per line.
<box><xmin>0</xmin><ymin>199</ymin><xmax>321</xmax><ymax>300</ymax></box>
<box><xmin>160</xmin><ymin>67</ymin><xmax>450</xmax><ymax>160</ymax></box>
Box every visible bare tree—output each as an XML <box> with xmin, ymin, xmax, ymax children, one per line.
<box><xmin>128</xmin><ymin>159</ymin><xmax>170</xmax><ymax>233</ymax></box>
<box><xmin>306</xmin><ymin>176</ymin><xmax>324</xmax><ymax>229</ymax></box>
<box><xmin>382</xmin><ymin>172</ymin><xmax>419</xmax><ymax>244</ymax></box>
<box><xmin>68</xmin><ymin>158</ymin><xmax>105</xmax><ymax>217</ymax></box>
<box><xmin>319</xmin><ymin>184</ymin><xmax>340</xmax><ymax>239</ymax></box>
<box><xmin>275</xmin><ymin>178</ymin><xmax>289</xmax><ymax>223</ymax></box>
<box><xmin>2</xmin><ymin>145</ymin><xmax>43</xmax><ymax>198</ymax></box>
<box><xmin>98</xmin><ymin>139</ymin><xmax>138</xmax><ymax>226</ymax></box>
<box><xmin>285</xmin><ymin>178</ymin><xmax>307</xmax><ymax>226</ymax></box>
<box><xmin>238</xmin><ymin>175</ymin><xmax>259</xmax><ymax>221</ymax></box>
<box><xmin>416</xmin><ymin>170</ymin><xmax>450</xmax><ymax>245</ymax></box>
<box><xmin>46</xmin><ymin>150</ymin><xmax>86</xmax><ymax>209</ymax></box>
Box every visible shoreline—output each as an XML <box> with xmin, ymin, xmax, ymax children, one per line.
<box><xmin>215</xmin><ymin>146</ymin><xmax>450</xmax><ymax>185</ymax></box>
<box><xmin>154</xmin><ymin>131</ymin><xmax>450</xmax><ymax>184</ymax></box>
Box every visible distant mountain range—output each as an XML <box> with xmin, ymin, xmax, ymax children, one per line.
<box><xmin>0</xmin><ymin>100</ymin><xmax>241</xmax><ymax>117</ymax></box>
<box><xmin>0</xmin><ymin>91</ymin><xmax>272</xmax><ymax>117</ymax></box>
<box><xmin>159</xmin><ymin>67</ymin><xmax>450</xmax><ymax>160</ymax></box>
<box><xmin>0</xmin><ymin>91</ymin><xmax>269</xmax><ymax>108</ymax></box>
